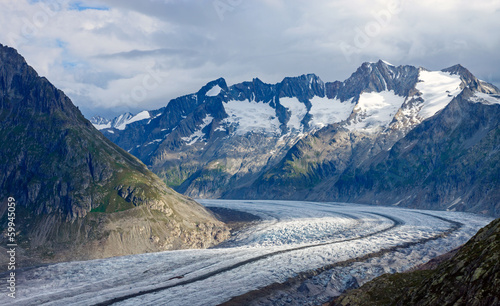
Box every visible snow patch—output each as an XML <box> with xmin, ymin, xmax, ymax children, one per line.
<box><xmin>93</xmin><ymin>122</ymin><xmax>111</xmax><ymax>130</ymax></box>
<box><xmin>280</xmin><ymin>97</ymin><xmax>307</xmax><ymax>133</ymax></box>
<box><xmin>348</xmin><ymin>90</ymin><xmax>404</xmax><ymax>131</ymax></box>
<box><xmin>146</xmin><ymin>139</ymin><xmax>163</xmax><ymax>146</ymax></box>
<box><xmin>447</xmin><ymin>198</ymin><xmax>462</xmax><ymax>211</ymax></box>
<box><xmin>181</xmin><ymin>115</ymin><xmax>214</xmax><ymax>145</ymax></box>
<box><xmin>147</xmin><ymin>113</ymin><xmax>162</xmax><ymax>124</ymax></box>
<box><xmin>472</xmin><ymin>92</ymin><xmax>500</xmax><ymax>105</ymax></box>
<box><xmin>214</xmin><ymin>126</ymin><xmax>227</xmax><ymax>132</ymax></box>
<box><xmin>90</xmin><ymin>116</ymin><xmax>112</xmax><ymax>130</ymax></box>
<box><xmin>223</xmin><ymin>99</ymin><xmax>281</xmax><ymax>135</ymax></box>
<box><xmin>416</xmin><ymin>71</ymin><xmax>462</xmax><ymax>119</ymax></box>
<box><xmin>206</xmin><ymin>85</ymin><xmax>222</xmax><ymax>97</ymax></box>
<box><xmin>309</xmin><ymin>96</ymin><xmax>355</xmax><ymax>129</ymax></box>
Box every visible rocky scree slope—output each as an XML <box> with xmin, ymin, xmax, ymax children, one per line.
<box><xmin>0</xmin><ymin>44</ymin><xmax>229</xmax><ymax>266</ymax></box>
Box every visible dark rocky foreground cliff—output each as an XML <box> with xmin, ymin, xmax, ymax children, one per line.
<box><xmin>333</xmin><ymin>218</ymin><xmax>500</xmax><ymax>306</ymax></box>
<box><xmin>0</xmin><ymin>44</ymin><xmax>229</xmax><ymax>267</ymax></box>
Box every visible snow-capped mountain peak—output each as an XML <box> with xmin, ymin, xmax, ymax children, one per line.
<box><xmin>93</xmin><ymin>63</ymin><xmax>499</xmax><ymax>141</ymax></box>
<box><xmin>380</xmin><ymin>59</ymin><xmax>395</xmax><ymax>66</ymax></box>
<box><xmin>90</xmin><ymin>115</ymin><xmax>112</xmax><ymax>130</ymax></box>
<box><xmin>90</xmin><ymin>111</ymin><xmax>151</xmax><ymax>131</ymax></box>
<box><xmin>115</xmin><ymin>111</ymin><xmax>150</xmax><ymax>130</ymax></box>
<box><xmin>90</xmin><ymin>62</ymin><xmax>500</xmax><ymax>201</ymax></box>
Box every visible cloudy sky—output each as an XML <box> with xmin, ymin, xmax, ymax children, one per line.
<box><xmin>1</xmin><ymin>0</ymin><xmax>499</xmax><ymax>118</ymax></box>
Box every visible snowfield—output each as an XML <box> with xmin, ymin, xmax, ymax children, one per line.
<box><xmin>222</xmin><ymin>99</ymin><xmax>281</xmax><ymax>135</ymax></box>
<box><xmin>348</xmin><ymin>90</ymin><xmax>404</xmax><ymax>131</ymax></box>
<box><xmin>3</xmin><ymin>200</ymin><xmax>492</xmax><ymax>306</ymax></box>
<box><xmin>416</xmin><ymin>70</ymin><xmax>462</xmax><ymax>119</ymax></box>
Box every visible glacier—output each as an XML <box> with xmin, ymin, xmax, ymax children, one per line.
<box><xmin>3</xmin><ymin>200</ymin><xmax>492</xmax><ymax>306</ymax></box>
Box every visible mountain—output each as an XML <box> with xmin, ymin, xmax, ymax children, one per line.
<box><xmin>93</xmin><ymin>60</ymin><xmax>500</xmax><ymax>217</ymax></box>
<box><xmin>97</xmin><ymin>74</ymin><xmax>328</xmax><ymax>198</ymax></box>
<box><xmin>90</xmin><ymin>109</ymin><xmax>164</xmax><ymax>131</ymax></box>
<box><xmin>238</xmin><ymin>69</ymin><xmax>500</xmax><ymax>216</ymax></box>
<box><xmin>0</xmin><ymin>44</ymin><xmax>229</xmax><ymax>266</ymax></box>
<box><xmin>331</xmin><ymin>88</ymin><xmax>500</xmax><ymax>216</ymax></box>
<box><xmin>333</xmin><ymin>217</ymin><xmax>500</xmax><ymax>305</ymax></box>
<box><xmin>89</xmin><ymin>115</ymin><xmax>113</xmax><ymax>129</ymax></box>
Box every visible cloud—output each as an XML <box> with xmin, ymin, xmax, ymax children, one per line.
<box><xmin>1</xmin><ymin>0</ymin><xmax>499</xmax><ymax>118</ymax></box>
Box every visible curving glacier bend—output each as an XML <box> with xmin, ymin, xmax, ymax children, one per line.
<box><xmin>4</xmin><ymin>201</ymin><xmax>493</xmax><ymax>306</ymax></box>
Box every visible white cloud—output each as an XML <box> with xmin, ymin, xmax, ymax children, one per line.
<box><xmin>1</xmin><ymin>0</ymin><xmax>499</xmax><ymax>118</ymax></box>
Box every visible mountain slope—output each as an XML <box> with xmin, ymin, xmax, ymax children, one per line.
<box><xmin>0</xmin><ymin>44</ymin><xmax>229</xmax><ymax>265</ymax></box>
<box><xmin>333</xmin><ymin>89</ymin><xmax>500</xmax><ymax>216</ymax></box>
<box><xmin>240</xmin><ymin>89</ymin><xmax>500</xmax><ymax>216</ymax></box>
<box><xmin>333</xmin><ymin>217</ymin><xmax>500</xmax><ymax>306</ymax></box>
<box><xmin>229</xmin><ymin>66</ymin><xmax>500</xmax><ymax>217</ymax></box>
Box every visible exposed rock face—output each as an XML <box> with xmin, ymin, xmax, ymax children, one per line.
<box><xmin>326</xmin><ymin>61</ymin><xmax>419</xmax><ymax>100</ymax></box>
<box><xmin>333</xmin><ymin>218</ymin><xmax>500</xmax><ymax>306</ymax></box>
<box><xmin>94</xmin><ymin>59</ymin><xmax>500</xmax><ymax>217</ymax></box>
<box><xmin>0</xmin><ymin>44</ymin><xmax>229</xmax><ymax>266</ymax></box>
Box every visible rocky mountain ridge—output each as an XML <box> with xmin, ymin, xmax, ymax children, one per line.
<box><xmin>92</xmin><ymin>60</ymin><xmax>500</xmax><ymax>216</ymax></box>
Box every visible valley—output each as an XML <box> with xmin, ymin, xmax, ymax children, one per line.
<box><xmin>1</xmin><ymin>2</ymin><xmax>499</xmax><ymax>305</ymax></box>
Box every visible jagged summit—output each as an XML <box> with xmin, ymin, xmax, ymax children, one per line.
<box><xmin>363</xmin><ymin>59</ymin><xmax>397</xmax><ymax>67</ymax></box>
<box><xmin>95</xmin><ymin>61</ymin><xmax>498</xmax><ymax>140</ymax></box>
<box><xmin>379</xmin><ymin>59</ymin><xmax>395</xmax><ymax>66</ymax></box>
<box><xmin>90</xmin><ymin>115</ymin><xmax>110</xmax><ymax>125</ymax></box>
<box><xmin>328</xmin><ymin>60</ymin><xmax>419</xmax><ymax>101</ymax></box>
<box><xmin>443</xmin><ymin>63</ymin><xmax>467</xmax><ymax>72</ymax></box>
<box><xmin>200</xmin><ymin>77</ymin><xmax>228</xmax><ymax>97</ymax></box>
<box><xmin>442</xmin><ymin>64</ymin><xmax>500</xmax><ymax>94</ymax></box>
